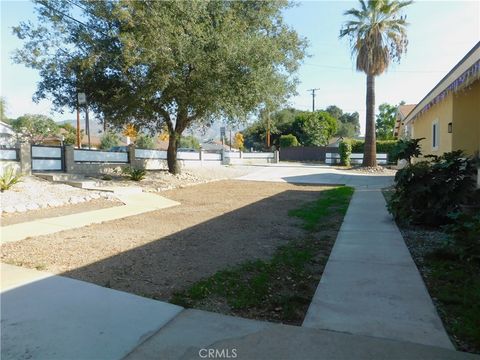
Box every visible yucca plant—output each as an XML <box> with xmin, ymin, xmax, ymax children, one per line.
<box><xmin>123</xmin><ymin>167</ymin><xmax>146</xmax><ymax>181</ymax></box>
<box><xmin>0</xmin><ymin>166</ymin><xmax>22</xmax><ymax>192</ymax></box>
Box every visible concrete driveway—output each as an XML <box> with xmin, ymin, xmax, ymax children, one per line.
<box><xmin>237</xmin><ymin>163</ymin><xmax>395</xmax><ymax>189</ymax></box>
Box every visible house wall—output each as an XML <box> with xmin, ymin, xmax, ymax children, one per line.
<box><xmin>411</xmin><ymin>94</ymin><xmax>453</xmax><ymax>160</ymax></box>
<box><xmin>452</xmin><ymin>79</ymin><xmax>480</xmax><ymax>157</ymax></box>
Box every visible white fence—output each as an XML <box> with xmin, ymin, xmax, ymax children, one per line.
<box><xmin>74</xmin><ymin>149</ymin><xmax>128</xmax><ymax>163</ymax></box>
<box><xmin>0</xmin><ymin>148</ymin><xmax>19</xmax><ymax>161</ymax></box>
<box><xmin>326</xmin><ymin>152</ymin><xmax>388</xmax><ymax>165</ymax></box>
<box><xmin>32</xmin><ymin>145</ymin><xmax>64</xmax><ymax>171</ymax></box>
<box><xmin>135</xmin><ymin>149</ymin><xmax>167</xmax><ymax>159</ymax></box>
<box><xmin>0</xmin><ymin>148</ymin><xmax>20</xmax><ymax>176</ymax></box>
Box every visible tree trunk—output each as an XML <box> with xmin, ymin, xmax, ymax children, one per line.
<box><xmin>167</xmin><ymin>132</ymin><xmax>181</xmax><ymax>174</ymax></box>
<box><xmin>363</xmin><ymin>74</ymin><xmax>377</xmax><ymax>167</ymax></box>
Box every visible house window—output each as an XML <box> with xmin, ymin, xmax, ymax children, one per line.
<box><xmin>432</xmin><ymin>120</ymin><xmax>439</xmax><ymax>150</ymax></box>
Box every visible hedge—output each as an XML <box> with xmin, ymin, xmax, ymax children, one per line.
<box><xmin>279</xmin><ymin>134</ymin><xmax>299</xmax><ymax>148</ymax></box>
<box><xmin>350</xmin><ymin>139</ymin><xmax>398</xmax><ymax>163</ymax></box>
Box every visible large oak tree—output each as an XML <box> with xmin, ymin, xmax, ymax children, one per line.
<box><xmin>14</xmin><ymin>0</ymin><xmax>306</xmax><ymax>173</ymax></box>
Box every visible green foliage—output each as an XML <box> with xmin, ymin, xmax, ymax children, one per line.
<box><xmin>446</xmin><ymin>212</ymin><xmax>480</xmax><ymax>263</ymax></box>
<box><xmin>376</xmin><ymin>103</ymin><xmax>397</xmax><ymax>140</ymax></box>
<box><xmin>14</xmin><ymin>0</ymin><xmax>306</xmax><ymax>174</ymax></box>
<box><xmin>392</xmin><ymin>137</ymin><xmax>424</xmax><ymax>164</ymax></box>
<box><xmin>387</xmin><ymin>151</ymin><xmax>477</xmax><ymax>225</ymax></box>
<box><xmin>179</xmin><ymin>135</ymin><xmax>200</xmax><ymax>150</ymax></box>
<box><xmin>424</xmin><ymin>249</ymin><xmax>480</xmax><ymax>351</ymax></box>
<box><xmin>135</xmin><ymin>133</ymin><xmax>156</xmax><ymax>149</ymax></box>
<box><xmin>279</xmin><ymin>134</ymin><xmax>299</xmax><ymax>148</ymax></box>
<box><xmin>0</xmin><ymin>97</ymin><xmax>8</xmax><ymax>123</ymax></box>
<box><xmin>350</xmin><ymin>139</ymin><xmax>399</xmax><ymax>163</ymax></box>
<box><xmin>10</xmin><ymin>114</ymin><xmax>58</xmax><ymax>144</ymax></box>
<box><xmin>340</xmin><ymin>0</ymin><xmax>411</xmax><ymax>77</ymax></box>
<box><xmin>292</xmin><ymin>111</ymin><xmax>337</xmax><ymax>146</ymax></box>
<box><xmin>59</xmin><ymin>123</ymin><xmax>78</xmax><ymax>145</ymax></box>
<box><xmin>0</xmin><ymin>166</ymin><xmax>22</xmax><ymax>192</ymax></box>
<box><xmin>339</xmin><ymin>140</ymin><xmax>352</xmax><ymax>166</ymax></box>
<box><xmin>325</xmin><ymin>105</ymin><xmax>360</xmax><ymax>137</ymax></box>
<box><xmin>123</xmin><ymin>167</ymin><xmax>146</xmax><ymax>181</ymax></box>
<box><xmin>100</xmin><ymin>132</ymin><xmax>120</xmax><ymax>150</ymax></box>
<box><xmin>289</xmin><ymin>186</ymin><xmax>354</xmax><ymax>232</ymax></box>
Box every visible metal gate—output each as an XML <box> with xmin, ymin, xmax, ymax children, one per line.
<box><xmin>31</xmin><ymin>145</ymin><xmax>65</xmax><ymax>172</ymax></box>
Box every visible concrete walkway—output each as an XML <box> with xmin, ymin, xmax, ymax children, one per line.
<box><xmin>237</xmin><ymin>163</ymin><xmax>394</xmax><ymax>189</ymax></box>
<box><xmin>302</xmin><ymin>188</ymin><xmax>454</xmax><ymax>349</ymax></box>
<box><xmin>2</xmin><ymin>264</ymin><xmax>476</xmax><ymax>360</ymax></box>
<box><xmin>0</xmin><ymin>192</ymin><xmax>179</xmax><ymax>243</ymax></box>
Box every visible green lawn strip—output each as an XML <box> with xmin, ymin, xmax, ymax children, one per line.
<box><xmin>424</xmin><ymin>250</ymin><xmax>480</xmax><ymax>353</ymax></box>
<box><xmin>289</xmin><ymin>186</ymin><xmax>354</xmax><ymax>231</ymax></box>
<box><xmin>171</xmin><ymin>186</ymin><xmax>354</xmax><ymax>325</ymax></box>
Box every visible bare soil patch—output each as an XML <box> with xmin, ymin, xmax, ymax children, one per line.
<box><xmin>1</xmin><ymin>180</ymin><xmax>331</xmax><ymax>300</ymax></box>
<box><xmin>1</xmin><ymin>198</ymin><xmax>124</xmax><ymax>226</ymax></box>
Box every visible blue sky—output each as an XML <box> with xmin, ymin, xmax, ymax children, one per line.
<box><xmin>1</xmin><ymin>0</ymin><xmax>479</xmax><ymax>134</ymax></box>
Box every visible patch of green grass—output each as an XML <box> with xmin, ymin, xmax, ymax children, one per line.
<box><xmin>289</xmin><ymin>186</ymin><xmax>354</xmax><ymax>231</ymax></box>
<box><xmin>171</xmin><ymin>186</ymin><xmax>354</xmax><ymax>325</ymax></box>
<box><xmin>424</xmin><ymin>250</ymin><xmax>480</xmax><ymax>353</ymax></box>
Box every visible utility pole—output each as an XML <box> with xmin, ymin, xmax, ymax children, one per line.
<box><xmin>76</xmin><ymin>103</ymin><xmax>81</xmax><ymax>148</ymax></box>
<box><xmin>266</xmin><ymin>111</ymin><xmax>271</xmax><ymax>148</ymax></box>
<box><xmin>307</xmin><ymin>88</ymin><xmax>320</xmax><ymax>112</ymax></box>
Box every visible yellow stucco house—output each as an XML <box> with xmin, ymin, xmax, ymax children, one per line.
<box><xmin>403</xmin><ymin>41</ymin><xmax>480</xmax><ymax>159</ymax></box>
<box><xmin>394</xmin><ymin>104</ymin><xmax>416</xmax><ymax>138</ymax></box>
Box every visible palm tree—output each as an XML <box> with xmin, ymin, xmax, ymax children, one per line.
<box><xmin>340</xmin><ymin>0</ymin><xmax>412</xmax><ymax>167</ymax></box>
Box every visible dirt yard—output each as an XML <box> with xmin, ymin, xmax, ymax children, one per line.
<box><xmin>1</xmin><ymin>180</ymin><xmax>331</xmax><ymax>300</ymax></box>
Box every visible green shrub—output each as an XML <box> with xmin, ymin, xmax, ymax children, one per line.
<box><xmin>179</xmin><ymin>135</ymin><xmax>200</xmax><ymax>150</ymax></box>
<box><xmin>350</xmin><ymin>139</ymin><xmax>399</xmax><ymax>163</ymax></box>
<box><xmin>392</xmin><ymin>138</ymin><xmax>424</xmax><ymax>164</ymax></box>
<box><xmin>387</xmin><ymin>151</ymin><xmax>477</xmax><ymax>225</ymax></box>
<box><xmin>338</xmin><ymin>140</ymin><xmax>352</xmax><ymax>166</ymax></box>
<box><xmin>100</xmin><ymin>132</ymin><xmax>120</xmax><ymax>150</ymax></box>
<box><xmin>135</xmin><ymin>134</ymin><xmax>156</xmax><ymax>149</ymax></box>
<box><xmin>445</xmin><ymin>212</ymin><xmax>480</xmax><ymax>263</ymax></box>
<box><xmin>279</xmin><ymin>134</ymin><xmax>299</xmax><ymax>148</ymax></box>
<box><xmin>122</xmin><ymin>167</ymin><xmax>146</xmax><ymax>181</ymax></box>
<box><xmin>0</xmin><ymin>166</ymin><xmax>22</xmax><ymax>192</ymax></box>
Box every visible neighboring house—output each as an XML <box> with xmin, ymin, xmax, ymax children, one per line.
<box><xmin>327</xmin><ymin>136</ymin><xmax>344</xmax><ymax>147</ymax></box>
<box><xmin>0</xmin><ymin>121</ymin><xmax>16</xmax><ymax>148</ymax></box>
<box><xmin>403</xmin><ymin>41</ymin><xmax>480</xmax><ymax>159</ymax></box>
<box><xmin>394</xmin><ymin>104</ymin><xmax>416</xmax><ymax>138</ymax></box>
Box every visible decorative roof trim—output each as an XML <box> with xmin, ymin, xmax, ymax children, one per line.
<box><xmin>404</xmin><ymin>42</ymin><xmax>480</xmax><ymax>125</ymax></box>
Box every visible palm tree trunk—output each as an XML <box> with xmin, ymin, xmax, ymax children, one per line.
<box><xmin>363</xmin><ymin>74</ymin><xmax>377</xmax><ymax>167</ymax></box>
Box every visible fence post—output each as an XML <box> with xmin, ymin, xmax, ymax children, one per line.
<box><xmin>199</xmin><ymin>148</ymin><xmax>203</xmax><ymax>164</ymax></box>
<box><xmin>19</xmin><ymin>142</ymin><xmax>32</xmax><ymax>175</ymax></box>
<box><xmin>128</xmin><ymin>144</ymin><xmax>141</xmax><ymax>169</ymax></box>
<box><xmin>63</xmin><ymin>145</ymin><xmax>75</xmax><ymax>173</ymax></box>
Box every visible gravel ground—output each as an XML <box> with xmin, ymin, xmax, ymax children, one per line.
<box><xmin>0</xmin><ymin>176</ymin><xmax>117</xmax><ymax>214</ymax></box>
<box><xmin>1</xmin><ymin>180</ymin><xmax>331</xmax><ymax>300</ymax></box>
<box><xmin>90</xmin><ymin>166</ymin><xmax>256</xmax><ymax>192</ymax></box>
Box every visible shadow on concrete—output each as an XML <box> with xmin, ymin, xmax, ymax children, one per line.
<box><xmin>281</xmin><ymin>172</ymin><xmax>393</xmax><ymax>189</ymax></box>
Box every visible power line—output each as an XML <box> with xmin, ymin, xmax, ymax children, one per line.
<box><xmin>38</xmin><ymin>1</ymin><xmax>109</xmax><ymax>37</ymax></box>
<box><xmin>304</xmin><ymin>62</ymin><xmax>447</xmax><ymax>73</ymax></box>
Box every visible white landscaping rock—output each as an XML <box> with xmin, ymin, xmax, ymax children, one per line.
<box><xmin>25</xmin><ymin>203</ymin><xmax>40</xmax><ymax>211</ymax></box>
